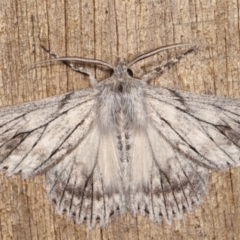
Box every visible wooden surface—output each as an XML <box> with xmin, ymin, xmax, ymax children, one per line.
<box><xmin>0</xmin><ymin>0</ymin><xmax>240</xmax><ymax>239</ymax></box>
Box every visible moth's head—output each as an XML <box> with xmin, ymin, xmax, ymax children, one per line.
<box><xmin>111</xmin><ymin>61</ymin><xmax>133</xmax><ymax>79</ymax></box>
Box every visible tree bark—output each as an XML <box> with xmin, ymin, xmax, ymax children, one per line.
<box><xmin>0</xmin><ymin>0</ymin><xmax>240</xmax><ymax>239</ymax></box>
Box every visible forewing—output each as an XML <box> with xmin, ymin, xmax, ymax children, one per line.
<box><xmin>0</xmin><ymin>89</ymin><xmax>98</xmax><ymax>177</ymax></box>
<box><xmin>146</xmin><ymin>86</ymin><xmax>240</xmax><ymax>170</ymax></box>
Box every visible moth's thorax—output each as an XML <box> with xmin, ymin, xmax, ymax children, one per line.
<box><xmin>97</xmin><ymin>73</ymin><xmax>147</xmax><ymax>132</ymax></box>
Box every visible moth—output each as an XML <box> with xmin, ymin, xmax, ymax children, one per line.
<box><xmin>0</xmin><ymin>43</ymin><xmax>240</xmax><ymax>229</ymax></box>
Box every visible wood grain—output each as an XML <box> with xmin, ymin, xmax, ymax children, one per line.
<box><xmin>0</xmin><ymin>0</ymin><xmax>240</xmax><ymax>239</ymax></box>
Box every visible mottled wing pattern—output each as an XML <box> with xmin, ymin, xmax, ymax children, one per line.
<box><xmin>0</xmin><ymin>89</ymin><xmax>97</xmax><ymax>176</ymax></box>
<box><xmin>127</xmin><ymin>86</ymin><xmax>240</xmax><ymax>223</ymax></box>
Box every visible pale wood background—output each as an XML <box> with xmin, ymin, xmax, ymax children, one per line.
<box><xmin>0</xmin><ymin>0</ymin><xmax>240</xmax><ymax>239</ymax></box>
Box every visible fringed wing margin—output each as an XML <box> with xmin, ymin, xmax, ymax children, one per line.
<box><xmin>127</xmin><ymin>126</ymin><xmax>208</xmax><ymax>224</ymax></box>
<box><xmin>46</xmin><ymin>130</ymin><xmax>125</xmax><ymax>228</ymax></box>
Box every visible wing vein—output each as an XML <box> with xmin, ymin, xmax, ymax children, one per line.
<box><xmin>32</xmin><ymin>106</ymin><xmax>95</xmax><ymax>172</ymax></box>
<box><xmin>78</xmin><ymin>141</ymin><xmax>100</xmax><ymax>220</ymax></box>
<box><xmin>147</xmin><ymin>133</ymin><xmax>181</xmax><ymax>216</ymax></box>
<box><xmin>149</xmin><ymin>102</ymin><xmax>219</xmax><ymax>169</ymax></box>
<box><xmin>147</xmin><ymin>92</ymin><xmax>240</xmax><ymax>126</ymax></box>
<box><xmin>174</xmin><ymin>156</ymin><xmax>200</xmax><ymax>201</ymax></box>
<box><xmin>69</xmin><ymin>176</ymin><xmax>77</xmax><ymax>211</ymax></box>
<box><xmin>10</xmin><ymin>127</ymin><xmax>47</xmax><ymax>172</ymax></box>
<box><xmin>0</xmin><ymin>132</ymin><xmax>31</xmax><ymax>163</ymax></box>
<box><xmin>59</xmin><ymin>162</ymin><xmax>76</xmax><ymax>206</ymax></box>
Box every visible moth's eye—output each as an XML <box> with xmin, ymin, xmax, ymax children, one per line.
<box><xmin>110</xmin><ymin>69</ymin><xmax>114</xmax><ymax>76</ymax></box>
<box><xmin>127</xmin><ymin>69</ymin><xmax>133</xmax><ymax>77</ymax></box>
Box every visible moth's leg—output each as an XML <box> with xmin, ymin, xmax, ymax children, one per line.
<box><xmin>142</xmin><ymin>47</ymin><xmax>196</xmax><ymax>82</ymax></box>
<box><xmin>40</xmin><ymin>45</ymin><xmax>98</xmax><ymax>87</ymax></box>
